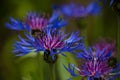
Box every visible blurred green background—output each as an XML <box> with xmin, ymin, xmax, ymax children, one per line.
<box><xmin>0</xmin><ymin>0</ymin><xmax>118</xmax><ymax>80</ymax></box>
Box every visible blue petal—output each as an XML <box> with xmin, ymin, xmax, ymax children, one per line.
<box><xmin>65</xmin><ymin>31</ymin><xmax>82</xmax><ymax>43</ymax></box>
<box><xmin>110</xmin><ymin>0</ymin><xmax>115</xmax><ymax>6</ymax></box>
<box><xmin>13</xmin><ymin>33</ymin><xmax>39</xmax><ymax>56</ymax></box>
<box><xmin>49</xmin><ymin>11</ymin><xmax>60</xmax><ymax>23</ymax></box>
<box><xmin>61</xmin><ymin>3</ymin><xmax>74</xmax><ymax>16</ymax></box>
<box><xmin>86</xmin><ymin>2</ymin><xmax>101</xmax><ymax>15</ymax></box>
<box><xmin>5</xmin><ymin>17</ymin><xmax>26</xmax><ymax>30</ymax></box>
<box><xmin>105</xmin><ymin>50</ymin><xmax>112</xmax><ymax>58</ymax></box>
<box><xmin>64</xmin><ymin>64</ymin><xmax>78</xmax><ymax>77</ymax></box>
<box><xmin>49</xmin><ymin>18</ymin><xmax>67</xmax><ymax>29</ymax></box>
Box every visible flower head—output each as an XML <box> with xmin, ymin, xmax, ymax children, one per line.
<box><xmin>60</xmin><ymin>3</ymin><xmax>86</xmax><ymax>18</ymax></box>
<box><xmin>72</xmin><ymin>47</ymin><xmax>113</xmax><ymax>79</ymax></box>
<box><xmin>13</xmin><ymin>28</ymin><xmax>83</xmax><ymax>63</ymax></box>
<box><xmin>65</xmin><ymin>42</ymin><xmax>120</xmax><ymax>80</ymax></box>
<box><xmin>65</xmin><ymin>61</ymin><xmax>120</xmax><ymax>80</ymax></box>
<box><xmin>79</xmin><ymin>60</ymin><xmax>112</xmax><ymax>79</ymax></box>
<box><xmin>5</xmin><ymin>12</ymin><xmax>67</xmax><ymax>33</ymax></box>
<box><xmin>53</xmin><ymin>2</ymin><xmax>101</xmax><ymax>18</ymax></box>
<box><xmin>36</xmin><ymin>29</ymin><xmax>64</xmax><ymax>52</ymax></box>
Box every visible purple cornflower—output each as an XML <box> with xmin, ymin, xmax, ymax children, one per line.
<box><xmin>64</xmin><ymin>60</ymin><xmax>120</xmax><ymax>80</ymax></box>
<box><xmin>65</xmin><ymin>42</ymin><xmax>120</xmax><ymax>80</ymax></box>
<box><xmin>65</xmin><ymin>62</ymin><xmax>120</xmax><ymax>80</ymax></box>
<box><xmin>65</xmin><ymin>48</ymin><xmax>120</xmax><ymax>80</ymax></box>
<box><xmin>14</xmin><ymin>28</ymin><xmax>83</xmax><ymax>63</ymax></box>
<box><xmin>36</xmin><ymin>29</ymin><xmax>64</xmax><ymax>51</ymax></box>
<box><xmin>5</xmin><ymin>12</ymin><xmax>67</xmax><ymax>32</ymax></box>
<box><xmin>53</xmin><ymin>2</ymin><xmax>101</xmax><ymax>18</ymax></box>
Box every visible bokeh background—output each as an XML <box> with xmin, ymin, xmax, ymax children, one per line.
<box><xmin>0</xmin><ymin>0</ymin><xmax>118</xmax><ymax>80</ymax></box>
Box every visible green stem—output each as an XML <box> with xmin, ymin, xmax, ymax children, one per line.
<box><xmin>37</xmin><ymin>53</ymin><xmax>43</xmax><ymax>80</ymax></box>
<box><xmin>49</xmin><ymin>64</ymin><xmax>55</xmax><ymax>80</ymax></box>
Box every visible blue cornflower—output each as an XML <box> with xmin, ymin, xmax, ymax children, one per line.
<box><xmin>65</xmin><ymin>42</ymin><xmax>120</xmax><ymax>80</ymax></box>
<box><xmin>64</xmin><ymin>47</ymin><xmax>113</xmax><ymax>80</ymax></box>
<box><xmin>79</xmin><ymin>60</ymin><xmax>112</xmax><ymax>80</ymax></box>
<box><xmin>65</xmin><ymin>62</ymin><xmax>120</xmax><ymax>80</ymax></box>
<box><xmin>5</xmin><ymin>12</ymin><xmax>67</xmax><ymax>32</ymax></box>
<box><xmin>53</xmin><ymin>2</ymin><xmax>101</xmax><ymax>18</ymax></box>
<box><xmin>13</xmin><ymin>28</ymin><xmax>83</xmax><ymax>63</ymax></box>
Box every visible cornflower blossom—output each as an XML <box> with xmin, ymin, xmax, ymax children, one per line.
<box><xmin>5</xmin><ymin>12</ymin><xmax>67</xmax><ymax>34</ymax></box>
<box><xmin>79</xmin><ymin>60</ymin><xmax>112</xmax><ymax>80</ymax></box>
<box><xmin>64</xmin><ymin>47</ymin><xmax>120</xmax><ymax>80</ymax></box>
<box><xmin>65</xmin><ymin>62</ymin><xmax>120</xmax><ymax>80</ymax></box>
<box><xmin>13</xmin><ymin>28</ymin><xmax>83</xmax><ymax>63</ymax></box>
<box><xmin>53</xmin><ymin>2</ymin><xmax>101</xmax><ymax>18</ymax></box>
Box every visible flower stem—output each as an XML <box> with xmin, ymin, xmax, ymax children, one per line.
<box><xmin>49</xmin><ymin>64</ymin><xmax>55</xmax><ymax>80</ymax></box>
<box><xmin>37</xmin><ymin>53</ymin><xmax>43</xmax><ymax>80</ymax></box>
